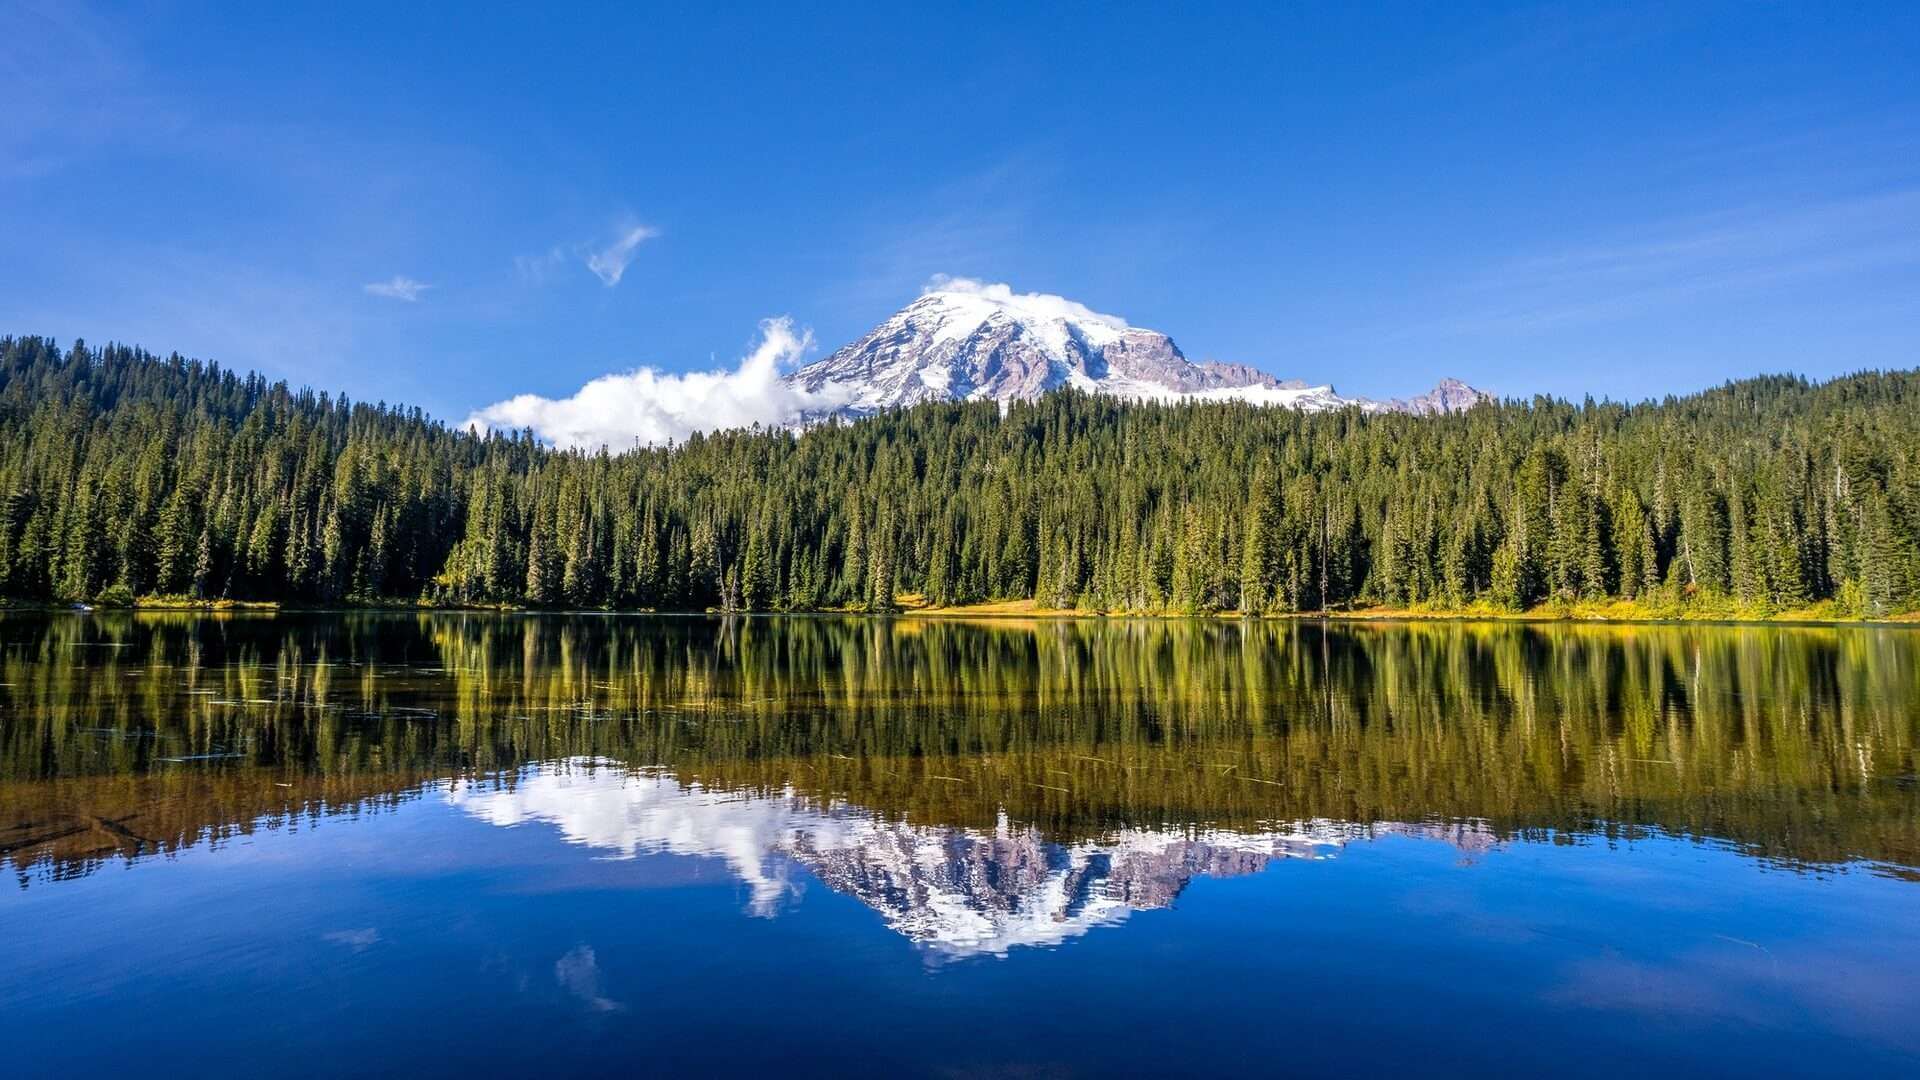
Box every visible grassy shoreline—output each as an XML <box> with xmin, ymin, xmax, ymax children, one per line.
<box><xmin>4</xmin><ymin>595</ymin><xmax>1915</xmax><ymax>626</ymax></box>
<box><xmin>896</xmin><ymin>595</ymin><xmax>1920</xmax><ymax>626</ymax></box>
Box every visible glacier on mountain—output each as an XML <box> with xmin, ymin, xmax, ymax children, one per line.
<box><xmin>787</xmin><ymin>278</ymin><xmax>1486</xmax><ymax>419</ymax></box>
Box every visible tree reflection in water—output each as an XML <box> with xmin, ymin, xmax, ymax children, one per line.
<box><xmin>4</xmin><ymin>612</ymin><xmax>1916</xmax><ymax>904</ymax></box>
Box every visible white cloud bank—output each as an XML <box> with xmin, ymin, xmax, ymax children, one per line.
<box><xmin>585</xmin><ymin>223</ymin><xmax>659</xmax><ymax>286</ymax></box>
<box><xmin>464</xmin><ymin>317</ymin><xmax>842</xmax><ymax>449</ymax></box>
<box><xmin>364</xmin><ymin>275</ymin><xmax>430</xmax><ymax>301</ymax></box>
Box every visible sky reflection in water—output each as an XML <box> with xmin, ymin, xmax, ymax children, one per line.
<box><xmin>3</xmin><ymin>612</ymin><xmax>1918</xmax><ymax>1075</ymax></box>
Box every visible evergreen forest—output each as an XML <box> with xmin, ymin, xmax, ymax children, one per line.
<box><xmin>2</xmin><ymin>335</ymin><xmax>1916</xmax><ymax>618</ymax></box>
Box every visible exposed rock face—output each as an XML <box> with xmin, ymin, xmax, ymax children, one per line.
<box><xmin>1098</xmin><ymin>841</ymin><xmax>1277</xmax><ymax>909</ymax></box>
<box><xmin>795</xmin><ymin>825</ymin><xmax>1332</xmax><ymax>958</ymax></box>
<box><xmin>1198</xmin><ymin>360</ymin><xmax>1308</xmax><ymax>391</ymax></box>
<box><xmin>788</xmin><ymin>288</ymin><xmax>1292</xmax><ymax>417</ymax></box>
<box><xmin>787</xmin><ymin>282</ymin><xmax>1488</xmax><ymax>419</ymax></box>
<box><xmin>1382</xmin><ymin>377</ymin><xmax>1494</xmax><ymax>415</ymax></box>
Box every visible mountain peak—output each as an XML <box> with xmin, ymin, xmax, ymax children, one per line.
<box><xmin>913</xmin><ymin>278</ymin><xmax>1134</xmax><ymax>339</ymax></box>
<box><xmin>788</xmin><ymin>281</ymin><xmax>1488</xmax><ymax>418</ymax></box>
<box><xmin>790</xmin><ymin>280</ymin><xmax>1277</xmax><ymax>416</ymax></box>
<box><xmin>1385</xmin><ymin>377</ymin><xmax>1494</xmax><ymax>415</ymax></box>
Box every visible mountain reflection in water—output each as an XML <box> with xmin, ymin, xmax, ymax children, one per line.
<box><xmin>8</xmin><ymin>611</ymin><xmax>1920</xmax><ymax>1076</ymax></box>
<box><xmin>3</xmin><ymin>610</ymin><xmax>1917</xmax><ymax>903</ymax></box>
<box><xmin>448</xmin><ymin>758</ymin><xmax>1387</xmax><ymax>958</ymax></box>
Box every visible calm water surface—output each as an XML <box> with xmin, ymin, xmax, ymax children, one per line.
<box><xmin>4</xmin><ymin>613</ymin><xmax>1918</xmax><ymax>1076</ymax></box>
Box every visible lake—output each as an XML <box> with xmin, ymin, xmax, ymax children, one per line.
<box><xmin>3</xmin><ymin>612</ymin><xmax>1918</xmax><ymax>1076</ymax></box>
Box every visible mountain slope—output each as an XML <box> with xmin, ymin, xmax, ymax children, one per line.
<box><xmin>788</xmin><ymin>280</ymin><xmax>1486</xmax><ymax>416</ymax></box>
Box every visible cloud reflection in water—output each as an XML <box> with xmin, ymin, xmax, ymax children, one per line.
<box><xmin>446</xmin><ymin>758</ymin><xmax>1484</xmax><ymax>960</ymax></box>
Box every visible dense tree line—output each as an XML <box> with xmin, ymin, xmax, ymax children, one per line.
<box><xmin>2</xmin><ymin>334</ymin><xmax>1916</xmax><ymax>616</ymax></box>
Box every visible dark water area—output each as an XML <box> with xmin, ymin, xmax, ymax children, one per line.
<box><xmin>3</xmin><ymin>612</ymin><xmax>1918</xmax><ymax>1076</ymax></box>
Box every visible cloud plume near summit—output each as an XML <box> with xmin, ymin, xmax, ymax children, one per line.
<box><xmin>464</xmin><ymin>317</ymin><xmax>836</xmax><ymax>449</ymax></box>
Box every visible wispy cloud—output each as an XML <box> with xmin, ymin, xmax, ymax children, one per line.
<box><xmin>585</xmin><ymin>222</ymin><xmax>659</xmax><ymax>286</ymax></box>
<box><xmin>466</xmin><ymin>316</ymin><xmax>844</xmax><ymax>449</ymax></box>
<box><xmin>516</xmin><ymin>219</ymin><xmax>661</xmax><ymax>287</ymax></box>
<box><xmin>363</xmin><ymin>275</ymin><xmax>430</xmax><ymax>301</ymax></box>
<box><xmin>514</xmin><ymin>246</ymin><xmax>567</xmax><ymax>284</ymax></box>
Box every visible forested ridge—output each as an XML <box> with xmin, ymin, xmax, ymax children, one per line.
<box><xmin>1</xmin><ymin>334</ymin><xmax>1916</xmax><ymax>617</ymax></box>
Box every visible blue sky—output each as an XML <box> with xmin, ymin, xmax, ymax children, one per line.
<box><xmin>3</xmin><ymin>1</ymin><xmax>1917</xmax><ymax>426</ymax></box>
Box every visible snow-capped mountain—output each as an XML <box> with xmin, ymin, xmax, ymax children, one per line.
<box><xmin>787</xmin><ymin>279</ymin><xmax>1487</xmax><ymax>418</ymax></box>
